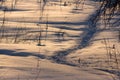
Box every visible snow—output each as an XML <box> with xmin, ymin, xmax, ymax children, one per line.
<box><xmin>0</xmin><ymin>46</ymin><xmax>113</xmax><ymax>80</ymax></box>
<box><xmin>0</xmin><ymin>0</ymin><xmax>119</xmax><ymax>80</ymax></box>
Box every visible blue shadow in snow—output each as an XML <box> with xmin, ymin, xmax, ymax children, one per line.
<box><xmin>0</xmin><ymin>49</ymin><xmax>46</xmax><ymax>59</ymax></box>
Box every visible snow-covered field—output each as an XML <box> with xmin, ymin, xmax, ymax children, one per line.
<box><xmin>0</xmin><ymin>0</ymin><xmax>120</xmax><ymax>80</ymax></box>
